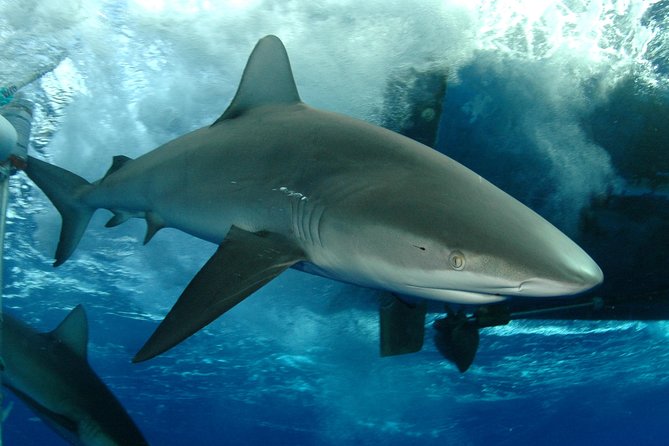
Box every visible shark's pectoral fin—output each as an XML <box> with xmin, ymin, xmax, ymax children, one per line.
<box><xmin>379</xmin><ymin>293</ymin><xmax>427</xmax><ymax>357</ymax></box>
<box><xmin>133</xmin><ymin>226</ymin><xmax>305</xmax><ymax>362</ymax></box>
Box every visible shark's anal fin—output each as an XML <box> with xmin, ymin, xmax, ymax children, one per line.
<box><xmin>25</xmin><ymin>156</ymin><xmax>95</xmax><ymax>266</ymax></box>
<box><xmin>133</xmin><ymin>226</ymin><xmax>305</xmax><ymax>362</ymax></box>
<box><xmin>379</xmin><ymin>293</ymin><xmax>427</xmax><ymax>357</ymax></box>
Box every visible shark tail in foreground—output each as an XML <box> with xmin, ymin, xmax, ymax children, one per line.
<box><xmin>25</xmin><ymin>156</ymin><xmax>94</xmax><ymax>266</ymax></box>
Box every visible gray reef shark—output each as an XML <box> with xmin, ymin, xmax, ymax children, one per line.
<box><xmin>1</xmin><ymin>306</ymin><xmax>148</xmax><ymax>445</ymax></box>
<box><xmin>25</xmin><ymin>35</ymin><xmax>603</xmax><ymax>369</ymax></box>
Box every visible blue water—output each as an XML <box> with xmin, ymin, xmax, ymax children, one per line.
<box><xmin>2</xmin><ymin>1</ymin><xmax>669</xmax><ymax>445</ymax></box>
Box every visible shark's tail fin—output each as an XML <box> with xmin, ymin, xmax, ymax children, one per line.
<box><xmin>25</xmin><ymin>156</ymin><xmax>94</xmax><ymax>266</ymax></box>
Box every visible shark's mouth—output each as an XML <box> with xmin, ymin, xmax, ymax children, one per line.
<box><xmin>403</xmin><ymin>284</ymin><xmax>509</xmax><ymax>304</ymax></box>
<box><xmin>403</xmin><ymin>275</ymin><xmax>595</xmax><ymax>303</ymax></box>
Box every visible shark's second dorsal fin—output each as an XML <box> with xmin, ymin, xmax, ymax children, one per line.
<box><xmin>102</xmin><ymin>155</ymin><xmax>133</xmax><ymax>181</ymax></box>
<box><xmin>49</xmin><ymin>304</ymin><xmax>88</xmax><ymax>358</ymax></box>
<box><xmin>212</xmin><ymin>35</ymin><xmax>301</xmax><ymax>125</ymax></box>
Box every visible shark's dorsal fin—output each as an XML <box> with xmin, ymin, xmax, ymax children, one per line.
<box><xmin>49</xmin><ymin>304</ymin><xmax>88</xmax><ymax>358</ymax></box>
<box><xmin>213</xmin><ymin>35</ymin><xmax>301</xmax><ymax>125</ymax></box>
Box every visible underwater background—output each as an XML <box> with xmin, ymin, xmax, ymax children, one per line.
<box><xmin>1</xmin><ymin>0</ymin><xmax>668</xmax><ymax>444</ymax></box>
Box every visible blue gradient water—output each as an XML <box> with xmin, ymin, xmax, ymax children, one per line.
<box><xmin>1</xmin><ymin>1</ymin><xmax>668</xmax><ymax>444</ymax></box>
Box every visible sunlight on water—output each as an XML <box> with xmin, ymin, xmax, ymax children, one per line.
<box><xmin>131</xmin><ymin>0</ymin><xmax>257</xmax><ymax>14</ymax></box>
<box><xmin>468</xmin><ymin>0</ymin><xmax>660</xmax><ymax>69</ymax></box>
<box><xmin>488</xmin><ymin>320</ymin><xmax>646</xmax><ymax>337</ymax></box>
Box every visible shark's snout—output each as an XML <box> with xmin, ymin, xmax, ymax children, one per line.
<box><xmin>565</xmin><ymin>252</ymin><xmax>604</xmax><ymax>292</ymax></box>
<box><xmin>518</xmin><ymin>249</ymin><xmax>603</xmax><ymax>297</ymax></box>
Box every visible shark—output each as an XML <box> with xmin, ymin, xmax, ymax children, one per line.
<box><xmin>25</xmin><ymin>35</ymin><xmax>603</xmax><ymax>368</ymax></box>
<box><xmin>1</xmin><ymin>306</ymin><xmax>148</xmax><ymax>445</ymax></box>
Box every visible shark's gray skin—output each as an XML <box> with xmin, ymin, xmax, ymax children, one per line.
<box><xmin>25</xmin><ymin>35</ymin><xmax>602</xmax><ymax>364</ymax></box>
<box><xmin>1</xmin><ymin>306</ymin><xmax>148</xmax><ymax>445</ymax></box>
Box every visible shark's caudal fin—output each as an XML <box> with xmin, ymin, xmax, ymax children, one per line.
<box><xmin>133</xmin><ymin>226</ymin><xmax>305</xmax><ymax>362</ymax></box>
<box><xmin>212</xmin><ymin>35</ymin><xmax>301</xmax><ymax>124</ymax></box>
<box><xmin>25</xmin><ymin>156</ymin><xmax>95</xmax><ymax>266</ymax></box>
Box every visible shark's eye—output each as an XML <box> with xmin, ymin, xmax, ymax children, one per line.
<box><xmin>449</xmin><ymin>251</ymin><xmax>466</xmax><ymax>270</ymax></box>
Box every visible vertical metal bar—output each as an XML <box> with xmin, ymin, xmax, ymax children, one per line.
<box><xmin>0</xmin><ymin>97</ymin><xmax>33</xmax><ymax>445</ymax></box>
<box><xmin>0</xmin><ymin>164</ymin><xmax>8</xmax><ymax>445</ymax></box>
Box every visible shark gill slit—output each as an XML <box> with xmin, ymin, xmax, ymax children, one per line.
<box><xmin>301</xmin><ymin>197</ymin><xmax>312</xmax><ymax>246</ymax></box>
<box><xmin>304</xmin><ymin>197</ymin><xmax>315</xmax><ymax>246</ymax></box>
<box><xmin>290</xmin><ymin>193</ymin><xmax>323</xmax><ymax>248</ymax></box>
<box><xmin>311</xmin><ymin>204</ymin><xmax>325</xmax><ymax>248</ymax></box>
<box><xmin>301</xmin><ymin>197</ymin><xmax>313</xmax><ymax>246</ymax></box>
<box><xmin>290</xmin><ymin>196</ymin><xmax>303</xmax><ymax>242</ymax></box>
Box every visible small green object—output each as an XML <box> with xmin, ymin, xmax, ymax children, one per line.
<box><xmin>0</xmin><ymin>85</ymin><xmax>17</xmax><ymax>106</ymax></box>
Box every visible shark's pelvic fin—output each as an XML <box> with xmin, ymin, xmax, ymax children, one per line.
<box><xmin>379</xmin><ymin>293</ymin><xmax>427</xmax><ymax>357</ymax></box>
<box><xmin>25</xmin><ymin>156</ymin><xmax>95</xmax><ymax>266</ymax></box>
<box><xmin>133</xmin><ymin>226</ymin><xmax>305</xmax><ymax>362</ymax></box>
<box><xmin>49</xmin><ymin>304</ymin><xmax>88</xmax><ymax>358</ymax></box>
<box><xmin>212</xmin><ymin>35</ymin><xmax>301</xmax><ymax>125</ymax></box>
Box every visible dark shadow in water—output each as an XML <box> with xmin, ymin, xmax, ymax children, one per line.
<box><xmin>383</xmin><ymin>63</ymin><xmax>669</xmax><ymax>321</ymax></box>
